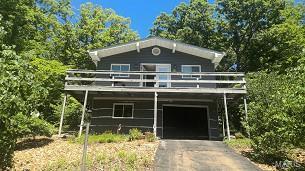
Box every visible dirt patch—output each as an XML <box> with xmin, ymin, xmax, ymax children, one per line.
<box><xmin>13</xmin><ymin>136</ymin><xmax>159</xmax><ymax>170</ymax></box>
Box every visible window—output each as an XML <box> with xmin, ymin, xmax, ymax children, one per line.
<box><xmin>111</xmin><ymin>64</ymin><xmax>130</xmax><ymax>77</ymax></box>
<box><xmin>182</xmin><ymin>65</ymin><xmax>201</xmax><ymax>78</ymax></box>
<box><xmin>113</xmin><ymin>103</ymin><xmax>134</xmax><ymax>118</ymax></box>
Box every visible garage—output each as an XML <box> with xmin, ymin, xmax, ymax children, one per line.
<box><xmin>162</xmin><ymin>105</ymin><xmax>209</xmax><ymax>139</ymax></box>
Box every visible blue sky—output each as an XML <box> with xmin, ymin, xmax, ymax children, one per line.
<box><xmin>71</xmin><ymin>0</ymin><xmax>214</xmax><ymax>38</ymax></box>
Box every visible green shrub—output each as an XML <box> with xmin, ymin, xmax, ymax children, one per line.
<box><xmin>12</xmin><ymin>113</ymin><xmax>55</xmax><ymax>138</ymax></box>
<box><xmin>129</xmin><ymin>128</ymin><xmax>143</xmax><ymax>141</ymax></box>
<box><xmin>117</xmin><ymin>150</ymin><xmax>138</xmax><ymax>169</ymax></box>
<box><xmin>74</xmin><ymin>133</ymin><xmax>128</xmax><ymax>144</ymax></box>
<box><xmin>245</xmin><ymin>71</ymin><xmax>305</xmax><ymax>161</ymax></box>
<box><xmin>145</xmin><ymin>132</ymin><xmax>156</xmax><ymax>142</ymax></box>
<box><xmin>234</xmin><ymin>132</ymin><xmax>245</xmax><ymax>139</ymax></box>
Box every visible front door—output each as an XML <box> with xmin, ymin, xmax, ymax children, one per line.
<box><xmin>140</xmin><ymin>64</ymin><xmax>171</xmax><ymax>88</ymax></box>
<box><xmin>156</xmin><ymin>64</ymin><xmax>171</xmax><ymax>88</ymax></box>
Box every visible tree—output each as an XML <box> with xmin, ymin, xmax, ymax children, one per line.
<box><xmin>0</xmin><ymin>45</ymin><xmax>54</xmax><ymax>169</ymax></box>
<box><xmin>245</xmin><ymin>60</ymin><xmax>305</xmax><ymax>160</ymax></box>
<box><xmin>247</xmin><ymin>4</ymin><xmax>305</xmax><ymax>72</ymax></box>
<box><xmin>216</xmin><ymin>0</ymin><xmax>287</xmax><ymax>71</ymax></box>
<box><xmin>150</xmin><ymin>0</ymin><xmax>220</xmax><ymax>49</ymax></box>
<box><xmin>30</xmin><ymin>57</ymin><xmax>68</xmax><ymax>123</ymax></box>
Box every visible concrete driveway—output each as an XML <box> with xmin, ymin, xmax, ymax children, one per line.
<box><xmin>154</xmin><ymin>140</ymin><xmax>261</xmax><ymax>171</ymax></box>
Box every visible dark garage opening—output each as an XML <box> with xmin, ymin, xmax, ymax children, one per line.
<box><xmin>163</xmin><ymin>106</ymin><xmax>209</xmax><ymax>139</ymax></box>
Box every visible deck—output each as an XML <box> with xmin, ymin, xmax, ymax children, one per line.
<box><xmin>64</xmin><ymin>70</ymin><xmax>247</xmax><ymax>94</ymax></box>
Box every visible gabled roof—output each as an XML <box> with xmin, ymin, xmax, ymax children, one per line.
<box><xmin>88</xmin><ymin>37</ymin><xmax>225</xmax><ymax>64</ymax></box>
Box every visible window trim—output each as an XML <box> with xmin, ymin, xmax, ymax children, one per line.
<box><xmin>181</xmin><ymin>65</ymin><xmax>201</xmax><ymax>79</ymax></box>
<box><xmin>110</xmin><ymin>64</ymin><xmax>130</xmax><ymax>78</ymax></box>
<box><xmin>112</xmin><ymin>103</ymin><xmax>134</xmax><ymax>119</ymax></box>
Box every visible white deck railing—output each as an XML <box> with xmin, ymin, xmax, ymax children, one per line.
<box><xmin>65</xmin><ymin>70</ymin><xmax>246</xmax><ymax>91</ymax></box>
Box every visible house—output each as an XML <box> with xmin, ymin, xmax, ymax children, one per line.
<box><xmin>58</xmin><ymin>37</ymin><xmax>247</xmax><ymax>140</ymax></box>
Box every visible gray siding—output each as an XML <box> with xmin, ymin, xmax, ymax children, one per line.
<box><xmin>96</xmin><ymin>46</ymin><xmax>216</xmax><ymax>88</ymax></box>
<box><xmin>90</xmin><ymin>99</ymin><xmax>220</xmax><ymax>139</ymax></box>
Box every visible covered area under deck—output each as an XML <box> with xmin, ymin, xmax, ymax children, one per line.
<box><xmin>59</xmin><ymin>89</ymin><xmax>247</xmax><ymax>140</ymax></box>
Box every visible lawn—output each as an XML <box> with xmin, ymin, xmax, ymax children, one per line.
<box><xmin>13</xmin><ymin>134</ymin><xmax>159</xmax><ymax>170</ymax></box>
<box><xmin>225</xmin><ymin>138</ymin><xmax>305</xmax><ymax>171</ymax></box>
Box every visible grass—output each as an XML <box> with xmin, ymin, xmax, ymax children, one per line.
<box><xmin>71</xmin><ymin>133</ymin><xmax>129</xmax><ymax>144</ymax></box>
<box><xmin>70</xmin><ymin>130</ymin><xmax>156</xmax><ymax>144</ymax></box>
<box><xmin>225</xmin><ymin>138</ymin><xmax>252</xmax><ymax>150</ymax></box>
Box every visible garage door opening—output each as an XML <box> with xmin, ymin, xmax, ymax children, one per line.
<box><xmin>163</xmin><ymin>106</ymin><xmax>209</xmax><ymax>139</ymax></box>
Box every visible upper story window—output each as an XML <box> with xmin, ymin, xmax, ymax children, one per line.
<box><xmin>182</xmin><ymin>65</ymin><xmax>201</xmax><ymax>79</ymax></box>
<box><xmin>111</xmin><ymin>64</ymin><xmax>130</xmax><ymax>78</ymax></box>
<box><xmin>113</xmin><ymin>103</ymin><xmax>133</xmax><ymax>118</ymax></box>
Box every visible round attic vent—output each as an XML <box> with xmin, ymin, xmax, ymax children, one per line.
<box><xmin>152</xmin><ymin>47</ymin><xmax>161</xmax><ymax>56</ymax></box>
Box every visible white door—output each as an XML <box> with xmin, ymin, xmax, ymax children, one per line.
<box><xmin>156</xmin><ymin>64</ymin><xmax>171</xmax><ymax>88</ymax></box>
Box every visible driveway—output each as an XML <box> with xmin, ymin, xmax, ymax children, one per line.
<box><xmin>154</xmin><ymin>140</ymin><xmax>261</xmax><ymax>171</ymax></box>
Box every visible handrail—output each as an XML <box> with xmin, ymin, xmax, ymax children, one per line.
<box><xmin>66</xmin><ymin>70</ymin><xmax>245</xmax><ymax>76</ymax></box>
<box><xmin>65</xmin><ymin>69</ymin><xmax>246</xmax><ymax>89</ymax></box>
<box><xmin>66</xmin><ymin>77</ymin><xmax>246</xmax><ymax>84</ymax></box>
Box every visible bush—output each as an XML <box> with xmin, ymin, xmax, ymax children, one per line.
<box><xmin>145</xmin><ymin>132</ymin><xmax>156</xmax><ymax>142</ymax></box>
<box><xmin>12</xmin><ymin>113</ymin><xmax>55</xmax><ymax>138</ymax></box>
<box><xmin>129</xmin><ymin>128</ymin><xmax>143</xmax><ymax>141</ymax></box>
<box><xmin>74</xmin><ymin>133</ymin><xmax>128</xmax><ymax>144</ymax></box>
<box><xmin>234</xmin><ymin>132</ymin><xmax>245</xmax><ymax>139</ymax></box>
<box><xmin>245</xmin><ymin>71</ymin><xmax>305</xmax><ymax>160</ymax></box>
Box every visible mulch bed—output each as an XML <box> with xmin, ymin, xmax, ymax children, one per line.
<box><xmin>13</xmin><ymin>136</ymin><xmax>159</xmax><ymax>170</ymax></box>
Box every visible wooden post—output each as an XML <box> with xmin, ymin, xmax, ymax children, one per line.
<box><xmin>153</xmin><ymin>92</ymin><xmax>158</xmax><ymax>136</ymax></box>
<box><xmin>81</xmin><ymin>122</ymin><xmax>90</xmax><ymax>171</ymax></box>
<box><xmin>243</xmin><ymin>96</ymin><xmax>250</xmax><ymax>138</ymax></box>
<box><xmin>223</xmin><ymin>93</ymin><xmax>230</xmax><ymax>140</ymax></box>
<box><xmin>79</xmin><ymin>90</ymin><xmax>88</xmax><ymax>137</ymax></box>
<box><xmin>222</xmin><ymin>113</ymin><xmax>225</xmax><ymax>138</ymax></box>
<box><xmin>58</xmin><ymin>94</ymin><xmax>67</xmax><ymax>136</ymax></box>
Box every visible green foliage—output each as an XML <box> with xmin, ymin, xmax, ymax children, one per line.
<box><xmin>245</xmin><ymin>65</ymin><xmax>305</xmax><ymax>160</ymax></box>
<box><xmin>31</xmin><ymin>57</ymin><xmax>68</xmax><ymax>123</ymax></box>
<box><xmin>0</xmin><ymin>45</ymin><xmax>49</xmax><ymax>169</ymax></box>
<box><xmin>248</xmin><ymin>4</ymin><xmax>305</xmax><ymax>72</ymax></box>
<box><xmin>151</xmin><ymin>0</ymin><xmax>303</xmax><ymax>72</ymax></box>
<box><xmin>129</xmin><ymin>128</ymin><xmax>143</xmax><ymax>141</ymax></box>
<box><xmin>225</xmin><ymin>138</ymin><xmax>252</xmax><ymax>150</ymax></box>
<box><xmin>51</xmin><ymin>96</ymin><xmax>82</xmax><ymax>130</ymax></box>
<box><xmin>117</xmin><ymin>150</ymin><xmax>138</xmax><ymax>169</ymax></box>
<box><xmin>53</xmin><ymin>2</ymin><xmax>139</xmax><ymax>69</ymax></box>
<box><xmin>144</xmin><ymin>132</ymin><xmax>156</xmax><ymax>142</ymax></box>
<box><xmin>12</xmin><ymin>113</ymin><xmax>55</xmax><ymax>138</ymax></box>
<box><xmin>151</xmin><ymin>0</ymin><xmax>219</xmax><ymax>49</ymax></box>
<box><xmin>73</xmin><ymin>133</ymin><xmax>128</xmax><ymax>144</ymax></box>
<box><xmin>234</xmin><ymin>132</ymin><xmax>245</xmax><ymax>139</ymax></box>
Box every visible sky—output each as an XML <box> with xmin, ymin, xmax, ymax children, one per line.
<box><xmin>71</xmin><ymin>0</ymin><xmax>214</xmax><ymax>38</ymax></box>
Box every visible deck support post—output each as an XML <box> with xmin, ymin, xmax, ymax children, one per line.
<box><xmin>243</xmin><ymin>96</ymin><xmax>250</xmax><ymax>138</ymax></box>
<box><xmin>79</xmin><ymin>90</ymin><xmax>89</xmax><ymax>137</ymax></box>
<box><xmin>223</xmin><ymin>93</ymin><xmax>230</xmax><ymax>140</ymax></box>
<box><xmin>222</xmin><ymin>113</ymin><xmax>225</xmax><ymax>138</ymax></box>
<box><xmin>58</xmin><ymin>94</ymin><xmax>67</xmax><ymax>136</ymax></box>
<box><xmin>153</xmin><ymin>92</ymin><xmax>158</xmax><ymax>136</ymax></box>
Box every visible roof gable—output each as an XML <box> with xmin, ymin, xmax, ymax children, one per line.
<box><xmin>89</xmin><ymin>37</ymin><xmax>225</xmax><ymax>65</ymax></box>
